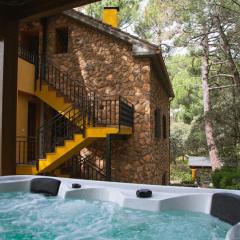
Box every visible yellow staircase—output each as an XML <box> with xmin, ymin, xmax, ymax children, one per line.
<box><xmin>35</xmin><ymin>81</ymin><xmax>73</xmax><ymax>114</ymax></box>
<box><xmin>16</xmin><ymin>56</ymin><xmax>134</xmax><ymax>176</ymax></box>
<box><xmin>17</xmin><ymin>127</ymin><xmax>131</xmax><ymax>175</ymax></box>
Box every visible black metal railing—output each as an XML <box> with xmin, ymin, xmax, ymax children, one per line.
<box><xmin>17</xmin><ymin>49</ymin><xmax>134</xmax><ymax>174</ymax></box>
<box><xmin>16</xmin><ymin>105</ymin><xmax>83</xmax><ymax>169</ymax></box>
<box><xmin>86</xmin><ymin>98</ymin><xmax>119</xmax><ymax>127</ymax></box>
<box><xmin>60</xmin><ymin>153</ymin><xmax>106</xmax><ymax>181</ymax></box>
<box><xmin>18</xmin><ymin>46</ymin><xmax>37</xmax><ymax>65</ymax></box>
<box><xmin>16</xmin><ymin>97</ymin><xmax>134</xmax><ymax>171</ymax></box>
<box><xmin>16</xmin><ymin>136</ymin><xmax>36</xmax><ymax>164</ymax></box>
<box><xmin>41</xmin><ymin>59</ymin><xmax>95</xmax><ymax>104</ymax></box>
<box><xmin>119</xmin><ymin>97</ymin><xmax>134</xmax><ymax>129</ymax></box>
<box><xmin>40</xmin><ymin>57</ymin><xmax>134</xmax><ymax>129</ymax></box>
<box><xmin>37</xmin><ymin>105</ymin><xmax>83</xmax><ymax>161</ymax></box>
<box><xmin>36</xmin><ymin>97</ymin><xmax>133</xmax><ymax>156</ymax></box>
<box><xmin>85</xmin><ymin>96</ymin><xmax>134</xmax><ymax>129</ymax></box>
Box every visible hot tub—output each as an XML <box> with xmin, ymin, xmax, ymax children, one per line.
<box><xmin>0</xmin><ymin>175</ymin><xmax>239</xmax><ymax>240</ymax></box>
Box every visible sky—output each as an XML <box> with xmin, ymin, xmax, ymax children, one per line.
<box><xmin>141</xmin><ymin>0</ymin><xmax>149</xmax><ymax>9</ymax></box>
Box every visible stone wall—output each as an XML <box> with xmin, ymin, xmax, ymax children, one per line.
<box><xmin>150</xmin><ymin>69</ymin><xmax>170</xmax><ymax>184</ymax></box>
<box><xmin>19</xmin><ymin>13</ymin><xmax>171</xmax><ymax>184</ymax></box>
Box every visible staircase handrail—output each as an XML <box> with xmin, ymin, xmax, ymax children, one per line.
<box><xmin>36</xmin><ymin>105</ymin><xmax>74</xmax><ymax>131</ymax></box>
<box><xmin>79</xmin><ymin>155</ymin><xmax>105</xmax><ymax>176</ymax></box>
<box><xmin>41</xmin><ymin>58</ymin><xmax>96</xmax><ymax>101</ymax></box>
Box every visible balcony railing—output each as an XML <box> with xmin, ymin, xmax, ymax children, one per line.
<box><xmin>18</xmin><ymin>46</ymin><xmax>37</xmax><ymax>65</ymax></box>
<box><xmin>16</xmin><ymin>136</ymin><xmax>36</xmax><ymax>164</ymax></box>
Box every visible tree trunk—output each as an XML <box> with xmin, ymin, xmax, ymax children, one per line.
<box><xmin>216</xmin><ymin>16</ymin><xmax>240</xmax><ymax>93</ymax></box>
<box><xmin>215</xmin><ymin>16</ymin><xmax>240</xmax><ymax>167</ymax></box>
<box><xmin>201</xmin><ymin>32</ymin><xmax>221</xmax><ymax>171</ymax></box>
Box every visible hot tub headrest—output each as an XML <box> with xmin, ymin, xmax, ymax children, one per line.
<box><xmin>30</xmin><ymin>178</ymin><xmax>61</xmax><ymax>196</ymax></box>
<box><xmin>211</xmin><ymin>193</ymin><xmax>240</xmax><ymax>225</ymax></box>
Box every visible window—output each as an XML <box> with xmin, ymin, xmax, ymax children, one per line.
<box><xmin>154</xmin><ymin>107</ymin><xmax>161</xmax><ymax>138</ymax></box>
<box><xmin>162</xmin><ymin>172</ymin><xmax>168</xmax><ymax>185</ymax></box>
<box><xmin>55</xmin><ymin>28</ymin><xmax>68</xmax><ymax>54</ymax></box>
<box><xmin>163</xmin><ymin>115</ymin><xmax>167</xmax><ymax>139</ymax></box>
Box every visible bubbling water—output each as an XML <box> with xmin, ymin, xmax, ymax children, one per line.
<box><xmin>0</xmin><ymin>192</ymin><xmax>231</xmax><ymax>240</ymax></box>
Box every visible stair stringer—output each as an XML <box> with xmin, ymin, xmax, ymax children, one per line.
<box><xmin>35</xmin><ymin>81</ymin><xmax>74</xmax><ymax>114</ymax></box>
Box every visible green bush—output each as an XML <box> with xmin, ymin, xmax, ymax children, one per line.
<box><xmin>180</xmin><ymin>173</ymin><xmax>194</xmax><ymax>184</ymax></box>
<box><xmin>212</xmin><ymin>167</ymin><xmax>240</xmax><ymax>189</ymax></box>
<box><xmin>181</xmin><ymin>179</ymin><xmax>195</xmax><ymax>185</ymax></box>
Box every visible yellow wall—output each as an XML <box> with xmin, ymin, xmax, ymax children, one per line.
<box><xmin>17</xmin><ymin>92</ymin><xmax>29</xmax><ymax>137</ymax></box>
<box><xmin>17</xmin><ymin>58</ymin><xmax>35</xmax><ymax>95</ymax></box>
<box><xmin>16</xmin><ymin>92</ymin><xmax>41</xmax><ymax>137</ymax></box>
<box><xmin>16</xmin><ymin>92</ymin><xmax>41</xmax><ymax>164</ymax></box>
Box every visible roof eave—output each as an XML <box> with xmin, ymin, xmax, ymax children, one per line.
<box><xmin>155</xmin><ymin>53</ymin><xmax>175</xmax><ymax>98</ymax></box>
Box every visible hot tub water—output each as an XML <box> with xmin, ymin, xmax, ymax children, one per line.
<box><xmin>0</xmin><ymin>192</ymin><xmax>231</xmax><ymax>240</ymax></box>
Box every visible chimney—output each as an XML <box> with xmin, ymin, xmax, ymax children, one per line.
<box><xmin>102</xmin><ymin>6</ymin><xmax>119</xmax><ymax>28</ymax></box>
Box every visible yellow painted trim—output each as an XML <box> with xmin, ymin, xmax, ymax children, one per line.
<box><xmin>35</xmin><ymin>81</ymin><xmax>72</xmax><ymax>113</ymax></box>
<box><xmin>119</xmin><ymin>126</ymin><xmax>132</xmax><ymax>135</ymax></box>
<box><xmin>16</xmin><ymin>126</ymin><xmax>133</xmax><ymax>175</ymax></box>
<box><xmin>16</xmin><ymin>165</ymin><xmax>38</xmax><ymax>175</ymax></box>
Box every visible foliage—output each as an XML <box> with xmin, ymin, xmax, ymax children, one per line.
<box><xmin>167</xmin><ymin>55</ymin><xmax>202</xmax><ymax>124</ymax></box>
<box><xmin>212</xmin><ymin>90</ymin><xmax>240</xmax><ymax>167</ymax></box>
<box><xmin>212</xmin><ymin>167</ymin><xmax>240</xmax><ymax>189</ymax></box>
<box><xmin>134</xmin><ymin>0</ymin><xmax>174</xmax><ymax>46</ymax></box>
<box><xmin>137</xmin><ymin>0</ymin><xmax>240</xmax><ymax>168</ymax></box>
<box><xmin>169</xmin><ymin>55</ymin><xmax>208</xmax><ymax>159</ymax></box>
<box><xmin>82</xmin><ymin>0</ymin><xmax>142</xmax><ymax>29</ymax></box>
<box><xmin>170</xmin><ymin>158</ymin><xmax>192</xmax><ymax>183</ymax></box>
<box><xmin>170</xmin><ymin>121</ymin><xmax>190</xmax><ymax>162</ymax></box>
<box><xmin>181</xmin><ymin>179</ymin><xmax>195</xmax><ymax>185</ymax></box>
<box><xmin>184</xmin><ymin>117</ymin><xmax>208</xmax><ymax>155</ymax></box>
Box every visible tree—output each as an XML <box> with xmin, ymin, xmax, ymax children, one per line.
<box><xmin>201</xmin><ymin>26</ymin><xmax>221</xmax><ymax>170</ymax></box>
<box><xmin>135</xmin><ymin>0</ymin><xmax>173</xmax><ymax>43</ymax></box>
<box><xmin>169</xmin><ymin>55</ymin><xmax>208</xmax><ymax>159</ymax></box>
<box><xmin>136</xmin><ymin>0</ymin><xmax>240</xmax><ymax>169</ymax></box>
<box><xmin>167</xmin><ymin>55</ymin><xmax>202</xmax><ymax>124</ymax></box>
<box><xmin>169</xmin><ymin>0</ymin><xmax>222</xmax><ymax>170</ymax></box>
<box><xmin>170</xmin><ymin>121</ymin><xmax>190</xmax><ymax>163</ymax></box>
<box><xmin>211</xmin><ymin>0</ymin><xmax>240</xmax><ymax>93</ymax></box>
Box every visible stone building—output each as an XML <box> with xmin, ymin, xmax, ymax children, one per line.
<box><xmin>16</xmin><ymin>8</ymin><xmax>174</xmax><ymax>185</ymax></box>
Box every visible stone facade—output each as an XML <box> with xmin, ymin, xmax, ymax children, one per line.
<box><xmin>19</xmin><ymin>12</ymin><xmax>172</xmax><ymax>184</ymax></box>
<box><xmin>150</xmin><ymin>70</ymin><xmax>170</xmax><ymax>184</ymax></box>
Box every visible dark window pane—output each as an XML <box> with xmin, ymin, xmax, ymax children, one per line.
<box><xmin>55</xmin><ymin>28</ymin><xmax>68</xmax><ymax>54</ymax></box>
<box><xmin>154</xmin><ymin>107</ymin><xmax>161</xmax><ymax>138</ymax></box>
<box><xmin>163</xmin><ymin>115</ymin><xmax>167</xmax><ymax>139</ymax></box>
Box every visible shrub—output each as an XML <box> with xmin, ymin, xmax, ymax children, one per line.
<box><xmin>180</xmin><ymin>173</ymin><xmax>194</xmax><ymax>184</ymax></box>
<box><xmin>211</xmin><ymin>167</ymin><xmax>240</xmax><ymax>190</ymax></box>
